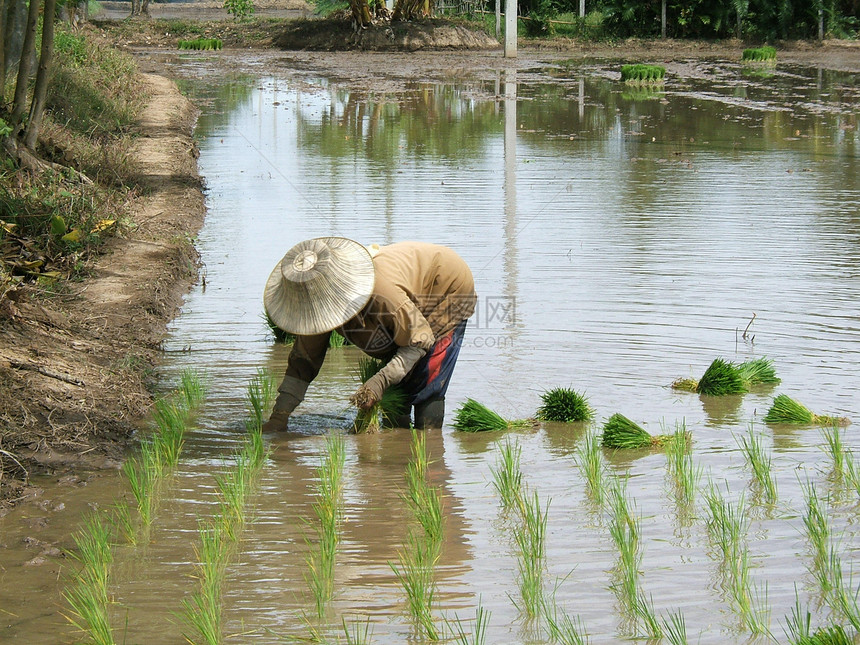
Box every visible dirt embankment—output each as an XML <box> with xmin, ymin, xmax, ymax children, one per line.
<box><xmin>0</xmin><ymin>74</ymin><xmax>205</xmax><ymax>513</ymax></box>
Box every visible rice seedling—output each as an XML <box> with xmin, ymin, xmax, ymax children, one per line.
<box><xmin>490</xmin><ymin>438</ymin><xmax>524</xmax><ymax>510</ymax></box>
<box><xmin>731</xmin><ymin>554</ymin><xmax>772</xmax><ymax>636</ymax></box>
<box><xmin>452</xmin><ymin>398</ymin><xmax>532</xmax><ymax>433</ymax></box>
<box><xmin>353</xmin><ymin>358</ymin><xmax>409</xmax><ymax>433</ymax></box>
<box><xmin>575</xmin><ymin>431</ymin><xmax>607</xmax><ymax>505</ymax></box>
<box><xmin>110</xmin><ymin>499</ymin><xmax>136</xmax><ymax>546</ymax></box>
<box><xmin>542</xmin><ymin>599</ymin><xmax>590</xmax><ymax>645</ymax></box>
<box><xmin>306</xmin><ymin>434</ymin><xmax>346</xmax><ymax>617</ymax></box>
<box><xmin>391</xmin><ymin>429</ymin><xmax>446</xmax><ymax>639</ymax></box>
<box><xmin>620</xmin><ymin>63</ymin><xmax>666</xmax><ymax>84</ymax></box>
<box><xmin>821</xmin><ymin>425</ymin><xmax>848</xmax><ymax>480</ymax></box>
<box><xmin>633</xmin><ymin>592</ymin><xmax>662</xmax><ymax>640</ymax></box>
<box><xmin>845</xmin><ymin>458</ymin><xmax>860</xmax><ymax>499</ymax></box>
<box><xmin>152</xmin><ymin>398</ymin><xmax>186</xmax><ymax>468</ymax></box>
<box><xmin>695</xmin><ymin>357</ymin><xmax>747</xmax><ymax>396</ymax></box>
<box><xmin>607</xmin><ymin>477</ymin><xmax>641</xmax><ymax>613</ymax></box>
<box><xmin>512</xmin><ymin>489</ymin><xmax>549</xmax><ymax>618</ymax></box>
<box><xmin>601</xmin><ymin>413</ymin><xmax>671</xmax><ymax>449</ymax></box>
<box><xmin>664</xmin><ymin>421</ymin><xmax>700</xmax><ymax>505</ymax></box>
<box><xmin>63</xmin><ymin>510</ymin><xmax>115</xmax><ymax>645</ymax></box>
<box><xmin>246</xmin><ymin>368</ymin><xmax>276</xmax><ymax>434</ymax></box>
<box><xmin>122</xmin><ymin>437</ymin><xmax>160</xmax><ymax>525</ymax></box>
<box><xmin>796</xmin><ymin>625</ymin><xmax>853</xmax><ymax>644</ymax></box>
<box><xmin>737</xmin><ymin>424</ymin><xmax>778</xmax><ymax>505</ymax></box>
<box><xmin>179</xmin><ymin>367</ymin><xmax>206</xmax><ymax>411</ymax></box>
<box><xmin>662</xmin><ymin>609</ymin><xmax>689</xmax><ymax>645</ymax></box>
<box><xmin>403</xmin><ymin>430</ymin><xmax>443</xmax><ymax>547</ymax></box>
<box><xmin>342</xmin><ymin>616</ymin><xmax>374</xmax><ymax>645</ymax></box>
<box><xmin>764</xmin><ymin>394</ymin><xmax>849</xmax><ymax>426</ymax></box>
<box><xmin>178</xmin><ymin>37</ymin><xmax>223</xmax><ymax>50</ymax></box>
<box><xmin>445</xmin><ymin>603</ymin><xmax>491</xmax><ymax>645</ymax></box>
<box><xmin>535</xmin><ymin>387</ymin><xmax>593</xmax><ymax>423</ymax></box>
<box><xmin>801</xmin><ymin>479</ymin><xmax>835</xmax><ymax>594</ymax></box>
<box><xmin>784</xmin><ymin>592</ymin><xmax>812</xmax><ymax>644</ymax></box>
<box><xmin>742</xmin><ymin>46</ymin><xmax>777</xmax><ymax>62</ymax></box>
<box><xmin>703</xmin><ymin>482</ymin><xmax>748</xmax><ymax>567</ymax></box>
<box><xmin>390</xmin><ymin>531</ymin><xmax>440</xmax><ymax>640</ymax></box>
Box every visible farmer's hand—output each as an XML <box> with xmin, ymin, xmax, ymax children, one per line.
<box><xmin>350</xmin><ymin>379</ymin><xmax>383</xmax><ymax>411</ymax></box>
<box><xmin>262</xmin><ymin>410</ymin><xmax>290</xmax><ymax>432</ymax></box>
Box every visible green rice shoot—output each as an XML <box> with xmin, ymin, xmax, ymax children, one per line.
<box><xmin>742</xmin><ymin>46</ymin><xmax>777</xmax><ymax>62</ymax></box>
<box><xmin>764</xmin><ymin>394</ymin><xmax>849</xmax><ymax>426</ymax></box>
<box><xmin>444</xmin><ymin>603</ymin><xmax>491</xmax><ymax>645</ymax></box>
<box><xmin>601</xmin><ymin>413</ymin><xmax>670</xmax><ymax>449</ymax></box>
<box><xmin>620</xmin><ymin>63</ymin><xmax>666</xmax><ymax>84</ymax></box>
<box><xmin>575</xmin><ymin>431</ymin><xmax>608</xmax><ymax>505</ymax></box>
<box><xmin>352</xmin><ymin>357</ymin><xmax>409</xmax><ymax>433</ymax></box>
<box><xmin>264</xmin><ymin>313</ymin><xmax>347</xmax><ymax>347</ymax></box>
<box><xmin>536</xmin><ymin>387</ymin><xmax>594</xmax><ymax>423</ymax></box>
<box><xmin>736</xmin><ymin>357</ymin><xmax>780</xmax><ymax>386</ymax></box>
<box><xmin>491</xmin><ymin>438</ymin><xmax>524</xmax><ymax>510</ymax></box>
<box><xmin>452</xmin><ymin>398</ymin><xmax>532</xmax><ymax>433</ymax></box>
<box><xmin>62</xmin><ymin>511</ymin><xmax>115</xmax><ymax>645</ymax></box>
<box><xmin>178</xmin><ymin>38</ymin><xmax>223</xmax><ymax>50</ymax></box>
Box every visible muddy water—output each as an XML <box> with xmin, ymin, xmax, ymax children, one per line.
<box><xmin>2</xmin><ymin>56</ymin><xmax>860</xmax><ymax>644</ymax></box>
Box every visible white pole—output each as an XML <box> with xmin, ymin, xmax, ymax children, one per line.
<box><xmin>495</xmin><ymin>0</ymin><xmax>501</xmax><ymax>39</ymax></box>
<box><xmin>579</xmin><ymin>0</ymin><xmax>584</xmax><ymax>18</ymax></box>
<box><xmin>504</xmin><ymin>0</ymin><xmax>516</xmax><ymax>58</ymax></box>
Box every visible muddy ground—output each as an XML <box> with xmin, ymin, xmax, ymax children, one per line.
<box><xmin>1</xmin><ymin>11</ymin><xmax>858</xmax><ymax>513</ymax></box>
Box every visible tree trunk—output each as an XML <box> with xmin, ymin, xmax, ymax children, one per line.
<box><xmin>130</xmin><ymin>0</ymin><xmax>140</xmax><ymax>17</ymax></box>
<box><xmin>141</xmin><ymin>0</ymin><xmax>150</xmax><ymax>16</ymax></box>
<box><xmin>0</xmin><ymin>0</ymin><xmax>7</xmax><ymax>93</ymax></box>
<box><xmin>660</xmin><ymin>0</ymin><xmax>666</xmax><ymax>37</ymax></box>
<box><xmin>10</xmin><ymin>0</ymin><xmax>39</xmax><ymax>129</ymax></box>
<box><xmin>24</xmin><ymin>0</ymin><xmax>53</xmax><ymax>150</ymax></box>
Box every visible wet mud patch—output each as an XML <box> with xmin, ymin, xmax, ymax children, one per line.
<box><xmin>273</xmin><ymin>16</ymin><xmax>500</xmax><ymax>52</ymax></box>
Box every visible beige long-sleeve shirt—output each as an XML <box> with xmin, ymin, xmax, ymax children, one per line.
<box><xmin>279</xmin><ymin>242</ymin><xmax>476</xmax><ymax>398</ymax></box>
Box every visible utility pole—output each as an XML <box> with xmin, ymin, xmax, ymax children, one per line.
<box><xmin>504</xmin><ymin>0</ymin><xmax>516</xmax><ymax>58</ymax></box>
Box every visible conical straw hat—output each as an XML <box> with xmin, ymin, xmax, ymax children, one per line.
<box><xmin>264</xmin><ymin>237</ymin><xmax>375</xmax><ymax>336</ymax></box>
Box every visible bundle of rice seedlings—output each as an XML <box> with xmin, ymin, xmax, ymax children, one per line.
<box><xmin>536</xmin><ymin>387</ymin><xmax>594</xmax><ymax>423</ymax></box>
<box><xmin>452</xmin><ymin>398</ymin><xmax>531</xmax><ymax>433</ymax></box>
<box><xmin>676</xmin><ymin>356</ymin><xmax>781</xmax><ymax>395</ymax></box>
<box><xmin>764</xmin><ymin>394</ymin><xmax>850</xmax><ymax>426</ymax></box>
<box><xmin>178</xmin><ymin>38</ymin><xmax>223</xmax><ymax>51</ymax></box>
<box><xmin>352</xmin><ymin>357</ymin><xmax>408</xmax><ymax>433</ymax></box>
<box><xmin>620</xmin><ymin>64</ymin><xmax>666</xmax><ymax>84</ymax></box>
<box><xmin>696</xmin><ymin>358</ymin><xmax>747</xmax><ymax>396</ymax></box>
<box><xmin>742</xmin><ymin>46</ymin><xmax>777</xmax><ymax>62</ymax></box>
<box><xmin>601</xmin><ymin>413</ymin><xmax>672</xmax><ymax>449</ymax></box>
<box><xmin>736</xmin><ymin>357</ymin><xmax>780</xmax><ymax>386</ymax></box>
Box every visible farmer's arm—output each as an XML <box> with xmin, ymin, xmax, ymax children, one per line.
<box><xmin>350</xmin><ymin>299</ymin><xmax>432</xmax><ymax>410</ymax></box>
<box><xmin>265</xmin><ymin>333</ymin><xmax>330</xmax><ymax>429</ymax></box>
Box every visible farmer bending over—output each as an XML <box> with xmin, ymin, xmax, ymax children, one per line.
<box><xmin>262</xmin><ymin>238</ymin><xmax>476</xmax><ymax>431</ymax></box>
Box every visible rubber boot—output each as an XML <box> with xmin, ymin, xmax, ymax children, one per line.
<box><xmin>414</xmin><ymin>397</ymin><xmax>445</xmax><ymax>430</ymax></box>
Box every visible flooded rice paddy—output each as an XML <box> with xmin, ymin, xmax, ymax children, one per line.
<box><xmin>2</xmin><ymin>53</ymin><xmax>860</xmax><ymax>644</ymax></box>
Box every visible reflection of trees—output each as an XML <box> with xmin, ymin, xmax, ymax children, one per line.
<box><xmin>175</xmin><ymin>75</ymin><xmax>257</xmax><ymax>139</ymax></box>
<box><xmin>295</xmin><ymin>84</ymin><xmax>503</xmax><ymax>168</ymax></box>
